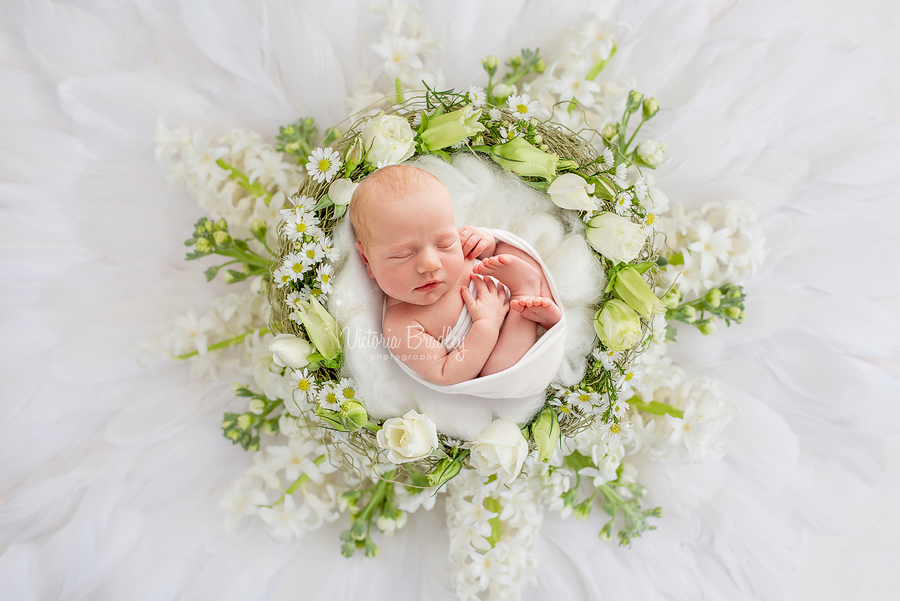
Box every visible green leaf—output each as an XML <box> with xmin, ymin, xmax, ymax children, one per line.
<box><xmin>632</xmin><ymin>261</ymin><xmax>656</xmax><ymax>275</ymax></box>
<box><xmin>204</xmin><ymin>265</ymin><xmax>222</xmax><ymax>282</ymax></box>
<box><xmin>333</xmin><ymin>203</ymin><xmax>347</xmax><ymax>219</ymax></box>
<box><xmin>314</xmin><ymin>195</ymin><xmax>334</xmax><ymax>211</ymax></box>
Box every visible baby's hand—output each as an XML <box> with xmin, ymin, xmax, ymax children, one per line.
<box><xmin>458</xmin><ymin>226</ymin><xmax>496</xmax><ymax>260</ymax></box>
<box><xmin>461</xmin><ymin>275</ymin><xmax>508</xmax><ymax>327</ymax></box>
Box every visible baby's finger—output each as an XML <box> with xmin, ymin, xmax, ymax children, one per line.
<box><xmin>471</xmin><ymin>274</ymin><xmax>487</xmax><ymax>295</ymax></box>
<box><xmin>460</xmin><ymin>285</ymin><xmax>476</xmax><ymax>309</ymax></box>
<box><xmin>472</xmin><ymin>238</ymin><xmax>490</xmax><ymax>258</ymax></box>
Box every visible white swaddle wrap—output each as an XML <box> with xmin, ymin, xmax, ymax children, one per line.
<box><xmin>383</xmin><ymin>230</ymin><xmax>566</xmax><ymax>401</ymax></box>
<box><xmin>329</xmin><ymin>154</ymin><xmax>605</xmax><ymax>440</ymax></box>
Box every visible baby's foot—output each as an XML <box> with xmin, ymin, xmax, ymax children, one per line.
<box><xmin>473</xmin><ymin>254</ymin><xmax>541</xmax><ymax>298</ymax></box>
<box><xmin>510</xmin><ymin>296</ymin><xmax>562</xmax><ymax>330</ymax></box>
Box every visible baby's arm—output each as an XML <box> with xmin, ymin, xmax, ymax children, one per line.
<box><xmin>458</xmin><ymin>226</ymin><xmax>496</xmax><ymax>260</ymax></box>
<box><xmin>383</xmin><ymin>276</ymin><xmax>508</xmax><ymax>385</ymax></box>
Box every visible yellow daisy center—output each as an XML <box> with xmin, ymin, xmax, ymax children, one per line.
<box><xmin>326</xmin><ymin>393</ymin><xmax>337</xmax><ymax>404</ymax></box>
<box><xmin>516</xmin><ymin>103</ymin><xmax>528</xmax><ymax>114</ymax></box>
<box><xmin>305</xmin><ymin>250</ymin><xmax>316</xmax><ymax>259</ymax></box>
<box><xmin>624</xmin><ymin>372</ymin><xmax>634</xmax><ymax>381</ymax></box>
<box><xmin>343</xmin><ymin>388</ymin><xmax>355</xmax><ymax>399</ymax></box>
<box><xmin>610</xmin><ymin>423</ymin><xmax>622</xmax><ymax>434</ymax></box>
<box><xmin>297</xmin><ymin>380</ymin><xmax>310</xmax><ymax>391</ymax></box>
<box><xmin>321</xmin><ymin>274</ymin><xmax>330</xmax><ymax>283</ymax></box>
<box><xmin>292</xmin><ymin>263</ymin><xmax>303</xmax><ymax>273</ymax></box>
<box><xmin>578</xmin><ymin>394</ymin><xmax>590</xmax><ymax>403</ymax></box>
<box><xmin>318</xmin><ymin>159</ymin><xmax>331</xmax><ymax>172</ymax></box>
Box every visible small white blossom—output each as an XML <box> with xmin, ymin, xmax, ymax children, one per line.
<box><xmin>305</xmin><ymin>147</ymin><xmax>342</xmax><ymax>183</ymax></box>
<box><xmin>506</xmin><ymin>94</ymin><xmax>538</xmax><ymax>121</ymax></box>
<box><xmin>468</xmin><ymin>85</ymin><xmax>486</xmax><ymax>107</ymax></box>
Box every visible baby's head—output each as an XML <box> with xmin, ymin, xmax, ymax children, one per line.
<box><xmin>350</xmin><ymin>164</ymin><xmax>464</xmax><ymax>306</ymax></box>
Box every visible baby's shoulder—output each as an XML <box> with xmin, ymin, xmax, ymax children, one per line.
<box><xmin>382</xmin><ymin>302</ymin><xmax>428</xmax><ymax>350</ymax></box>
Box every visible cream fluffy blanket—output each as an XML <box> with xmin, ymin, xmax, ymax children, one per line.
<box><xmin>329</xmin><ymin>154</ymin><xmax>605</xmax><ymax>440</ymax></box>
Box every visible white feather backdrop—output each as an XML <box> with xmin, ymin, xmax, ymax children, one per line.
<box><xmin>1</xmin><ymin>0</ymin><xmax>899</xmax><ymax>600</ymax></box>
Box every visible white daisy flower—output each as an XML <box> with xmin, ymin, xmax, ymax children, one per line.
<box><xmin>641</xmin><ymin>211</ymin><xmax>659</xmax><ymax>228</ymax></box>
<box><xmin>609</xmin><ymin>397</ymin><xmax>630</xmax><ymax>420</ymax></box>
<box><xmin>273</xmin><ymin>266</ymin><xmax>295</xmax><ymax>288</ymax></box>
<box><xmin>285</xmin><ymin>290</ymin><xmax>308</xmax><ymax>309</ymax></box>
<box><xmin>598</xmin><ymin>418</ymin><xmax>633</xmax><ymax>444</ymax></box>
<box><xmin>305</xmin><ymin>147</ymin><xmax>342</xmax><ymax>183</ymax></box>
<box><xmin>498</xmin><ymin>126</ymin><xmax>519</xmax><ymax>143</ymax></box>
<box><xmin>318</xmin><ymin>236</ymin><xmax>339</xmax><ymax>262</ymax></box>
<box><xmin>282</xmin><ymin>252</ymin><xmax>308</xmax><ymax>280</ymax></box>
<box><xmin>468</xmin><ymin>85</ymin><xmax>486</xmax><ymax>107</ymax></box>
<box><xmin>601</xmin><ymin>147</ymin><xmax>615</xmax><ymax>170</ymax></box>
<box><xmin>489</xmin><ymin>108</ymin><xmax>502</xmax><ymax>122</ymax></box>
<box><xmin>506</xmin><ymin>94</ymin><xmax>538</xmax><ymax>121</ymax></box>
<box><xmin>548</xmin><ymin>396</ymin><xmax>573</xmax><ymax>417</ymax></box>
<box><xmin>316</xmin><ymin>264</ymin><xmax>335</xmax><ymax>294</ymax></box>
<box><xmin>334</xmin><ymin>377</ymin><xmax>358</xmax><ymax>403</ymax></box>
<box><xmin>566</xmin><ymin>390</ymin><xmax>597</xmax><ymax>414</ymax></box>
<box><xmin>616</xmin><ymin>364</ymin><xmax>644</xmax><ymax>393</ymax></box>
<box><xmin>592</xmin><ymin>347</ymin><xmax>621</xmax><ymax>370</ymax></box>
<box><xmin>283</xmin><ymin>212</ymin><xmax>321</xmax><ymax>242</ymax></box>
<box><xmin>300</xmin><ymin>241</ymin><xmax>324</xmax><ymax>265</ymax></box>
<box><xmin>291</xmin><ymin>368</ymin><xmax>317</xmax><ymax>404</ymax></box>
<box><xmin>613</xmin><ymin>191</ymin><xmax>633</xmax><ymax>216</ymax></box>
<box><xmin>634</xmin><ymin>176</ymin><xmax>648</xmax><ymax>201</ymax></box>
<box><xmin>614</xmin><ymin>162</ymin><xmax>628</xmax><ymax>186</ymax></box>
<box><xmin>279</xmin><ymin>195</ymin><xmax>316</xmax><ymax>220</ymax></box>
<box><xmin>316</xmin><ymin>383</ymin><xmax>341</xmax><ymax>410</ymax></box>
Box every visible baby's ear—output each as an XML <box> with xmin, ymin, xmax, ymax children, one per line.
<box><xmin>355</xmin><ymin>241</ymin><xmax>375</xmax><ymax>280</ymax></box>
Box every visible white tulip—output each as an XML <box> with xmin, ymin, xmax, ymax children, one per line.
<box><xmin>328</xmin><ymin>178</ymin><xmax>358</xmax><ymax>206</ymax></box>
<box><xmin>585</xmin><ymin>211</ymin><xmax>648</xmax><ymax>264</ymax></box>
<box><xmin>360</xmin><ymin>112</ymin><xmax>415</xmax><ymax>168</ymax></box>
<box><xmin>469</xmin><ymin>419</ymin><xmax>528</xmax><ymax>485</ymax></box>
<box><xmin>268</xmin><ymin>334</ymin><xmax>312</xmax><ymax>369</ymax></box>
<box><xmin>547</xmin><ymin>173</ymin><xmax>597</xmax><ymax>212</ymax></box>
<box><xmin>376</xmin><ymin>410</ymin><xmax>439</xmax><ymax>464</ymax></box>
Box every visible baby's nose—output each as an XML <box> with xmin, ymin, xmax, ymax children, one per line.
<box><xmin>418</xmin><ymin>247</ymin><xmax>442</xmax><ymax>272</ymax></box>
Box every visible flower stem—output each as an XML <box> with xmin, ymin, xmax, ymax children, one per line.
<box><xmin>174</xmin><ymin>326</ymin><xmax>270</xmax><ymax>360</ymax></box>
<box><xmin>624</xmin><ymin>118</ymin><xmax>645</xmax><ymax>154</ymax></box>
<box><xmin>269</xmin><ymin>455</ymin><xmax>328</xmax><ymax>507</ymax></box>
<box><xmin>216</xmin><ymin>159</ymin><xmax>273</xmax><ymax>205</ymax></box>
<box><xmin>586</xmin><ymin>43</ymin><xmax>617</xmax><ymax>81</ymax></box>
<box><xmin>484</xmin><ymin>496</ymin><xmax>502</xmax><ymax>547</ymax></box>
<box><xmin>395</xmin><ymin>78</ymin><xmax>403</xmax><ymax>104</ymax></box>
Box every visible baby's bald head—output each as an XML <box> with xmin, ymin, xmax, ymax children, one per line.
<box><xmin>349</xmin><ymin>164</ymin><xmax>451</xmax><ymax>250</ymax></box>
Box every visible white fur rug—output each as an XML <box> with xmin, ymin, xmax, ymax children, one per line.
<box><xmin>2</xmin><ymin>1</ymin><xmax>899</xmax><ymax>600</ymax></box>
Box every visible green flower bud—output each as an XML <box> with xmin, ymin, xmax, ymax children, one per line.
<box><xmin>344</xmin><ymin>136</ymin><xmax>364</xmax><ymax>172</ymax></box>
<box><xmin>364</xmin><ymin>539</ymin><xmax>380</xmax><ymax>558</ymax></box>
<box><xmin>661</xmin><ymin>287</ymin><xmax>682</xmax><ymax>309</ymax></box>
<box><xmin>727</xmin><ymin>286</ymin><xmax>743</xmax><ymax>299</ymax></box>
<box><xmin>573</xmin><ymin>500</ymin><xmax>592</xmax><ymax>521</ymax></box>
<box><xmin>725</xmin><ymin>306</ymin><xmax>742</xmax><ymax>319</ymax></box>
<box><xmin>532</xmin><ymin>134</ymin><xmax>542</xmax><ymax>144</ymax></box>
<box><xmin>426</xmin><ymin>456</ymin><xmax>463</xmax><ymax>488</ymax></box>
<box><xmin>614</xmin><ymin>267</ymin><xmax>667</xmax><ymax>320</ymax></box>
<box><xmin>195</xmin><ymin>237</ymin><xmax>211</xmax><ymax>253</ymax></box>
<box><xmin>601</xmin><ymin>122</ymin><xmax>619</xmax><ymax>144</ymax></box>
<box><xmin>349</xmin><ymin>519</ymin><xmax>368</xmax><ymax>541</ymax></box>
<box><xmin>531</xmin><ymin>405</ymin><xmax>560</xmax><ymax>463</ymax></box>
<box><xmin>698</xmin><ymin>318</ymin><xmax>717</xmax><ymax>336</ymax></box>
<box><xmin>248</xmin><ymin>399</ymin><xmax>265</xmax><ymax>415</ymax></box>
<box><xmin>491</xmin><ymin>83</ymin><xmax>513</xmax><ymax>101</ymax></box>
<box><xmin>491</xmin><ymin>137</ymin><xmax>558</xmax><ymax>181</ymax></box>
<box><xmin>314</xmin><ymin>406</ymin><xmax>347</xmax><ymax>431</ymax></box>
<box><xmin>261</xmin><ymin>419</ymin><xmax>277</xmax><ymax>435</ymax></box>
<box><xmin>705</xmin><ymin>288</ymin><xmax>722</xmax><ymax>308</ymax></box>
<box><xmin>598</xmin><ymin>520</ymin><xmax>613</xmax><ymax>541</ymax></box>
<box><xmin>626</xmin><ymin>90</ymin><xmax>644</xmax><ymax>113</ymax></box>
<box><xmin>212</xmin><ymin>230</ymin><xmax>231</xmax><ymax>245</ymax></box>
<box><xmin>483</xmin><ymin>55</ymin><xmax>499</xmax><ymax>71</ymax></box>
<box><xmin>250</xmin><ymin>219</ymin><xmax>267</xmax><ymax>238</ymax></box>
<box><xmin>237</xmin><ymin>414</ymin><xmax>252</xmax><ymax>430</ymax></box>
<box><xmin>293</xmin><ymin>295</ymin><xmax>342</xmax><ymax>360</ymax></box>
<box><xmin>227</xmin><ymin>429</ymin><xmax>240</xmax><ymax>441</ymax></box>
<box><xmin>214</xmin><ymin>218</ymin><xmax>228</xmax><ymax>231</ymax></box>
<box><xmin>593</xmin><ymin>300</ymin><xmax>642</xmax><ymax>352</ymax></box>
<box><xmin>642</xmin><ymin>97</ymin><xmax>660</xmax><ymax>119</ymax></box>
<box><xmin>248</xmin><ymin>440</ymin><xmax>259</xmax><ymax>452</ymax></box>
<box><xmin>509</xmin><ymin>55</ymin><xmax>522</xmax><ymax>69</ymax></box>
<box><xmin>419</xmin><ymin>105</ymin><xmax>487</xmax><ymax>152</ymax></box>
<box><xmin>339</xmin><ymin>400</ymin><xmax>368</xmax><ymax>431</ymax></box>
<box><xmin>204</xmin><ymin>220</ymin><xmax>215</xmax><ymax>232</ymax></box>
<box><xmin>535</xmin><ymin>58</ymin><xmax>546</xmax><ymax>73</ymax></box>
<box><xmin>682</xmin><ymin>305</ymin><xmax>697</xmax><ymax>323</ymax></box>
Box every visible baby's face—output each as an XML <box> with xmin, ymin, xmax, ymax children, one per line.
<box><xmin>356</xmin><ymin>178</ymin><xmax>464</xmax><ymax>306</ymax></box>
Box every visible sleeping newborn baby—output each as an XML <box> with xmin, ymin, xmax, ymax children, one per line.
<box><xmin>349</xmin><ymin>164</ymin><xmax>561</xmax><ymax>386</ymax></box>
